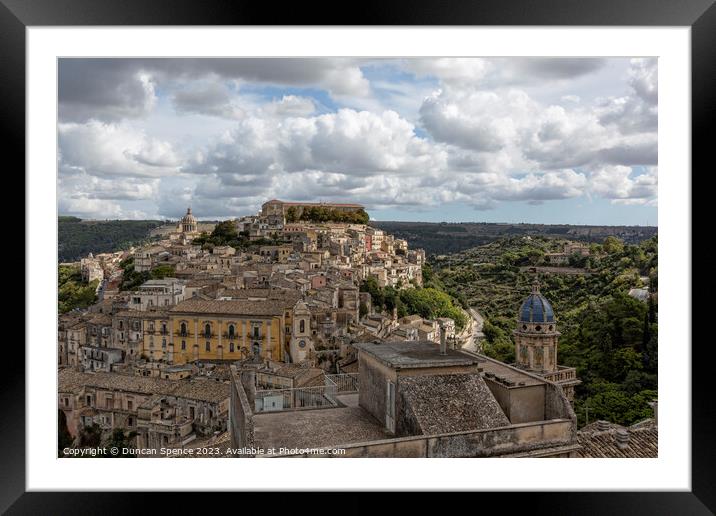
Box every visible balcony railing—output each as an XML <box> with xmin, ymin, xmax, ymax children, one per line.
<box><xmin>325</xmin><ymin>373</ymin><xmax>359</xmax><ymax>393</ymax></box>
<box><xmin>254</xmin><ymin>384</ymin><xmax>338</xmax><ymax>413</ymax></box>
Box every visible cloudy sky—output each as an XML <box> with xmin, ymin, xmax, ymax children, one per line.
<box><xmin>58</xmin><ymin>57</ymin><xmax>657</xmax><ymax>225</ymax></box>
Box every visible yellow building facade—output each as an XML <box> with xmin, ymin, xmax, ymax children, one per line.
<box><xmin>167</xmin><ymin>298</ymin><xmax>290</xmax><ymax>364</ymax></box>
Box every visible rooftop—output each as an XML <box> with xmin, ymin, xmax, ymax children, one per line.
<box><xmin>169</xmin><ymin>298</ymin><xmax>285</xmax><ymax>317</ymax></box>
<box><xmin>253</xmin><ymin>406</ymin><xmax>391</xmax><ymax>451</ymax></box>
<box><xmin>478</xmin><ymin>355</ymin><xmax>545</xmax><ymax>387</ymax></box>
<box><xmin>576</xmin><ymin>419</ymin><xmax>658</xmax><ymax>458</ymax></box>
<box><xmin>353</xmin><ymin>340</ymin><xmax>481</xmax><ymax>370</ymax></box>
<box><xmin>58</xmin><ymin>368</ymin><xmax>229</xmax><ymax>403</ymax></box>
<box><xmin>399</xmin><ymin>373</ymin><xmax>510</xmax><ymax>434</ymax></box>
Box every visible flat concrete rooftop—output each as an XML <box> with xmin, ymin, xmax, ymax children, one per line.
<box><xmin>353</xmin><ymin>340</ymin><xmax>480</xmax><ymax>370</ymax></box>
<box><xmin>254</xmin><ymin>405</ymin><xmax>391</xmax><ymax>452</ymax></box>
<box><xmin>478</xmin><ymin>355</ymin><xmax>544</xmax><ymax>387</ymax></box>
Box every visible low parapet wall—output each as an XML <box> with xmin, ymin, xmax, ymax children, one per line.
<box><xmin>229</xmin><ymin>366</ymin><xmax>256</xmax><ymax>453</ymax></box>
<box><xmin>267</xmin><ymin>418</ymin><xmax>577</xmax><ymax>458</ymax></box>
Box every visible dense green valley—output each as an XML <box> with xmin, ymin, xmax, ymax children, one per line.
<box><xmin>58</xmin><ymin>216</ymin><xmax>165</xmax><ymax>262</ymax></box>
<box><xmin>432</xmin><ymin>235</ymin><xmax>658</xmax><ymax>428</ymax></box>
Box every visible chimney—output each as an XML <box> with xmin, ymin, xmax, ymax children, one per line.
<box><xmin>439</xmin><ymin>325</ymin><xmax>447</xmax><ymax>355</ymax></box>
<box><xmin>596</xmin><ymin>420</ymin><xmax>610</xmax><ymax>432</ymax></box>
<box><xmin>615</xmin><ymin>428</ymin><xmax>630</xmax><ymax>450</ymax></box>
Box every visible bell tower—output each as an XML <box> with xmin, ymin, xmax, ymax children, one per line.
<box><xmin>513</xmin><ymin>279</ymin><xmax>560</xmax><ymax>373</ymax></box>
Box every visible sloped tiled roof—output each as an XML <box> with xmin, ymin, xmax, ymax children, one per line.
<box><xmin>399</xmin><ymin>373</ymin><xmax>509</xmax><ymax>434</ymax></box>
<box><xmin>576</xmin><ymin>419</ymin><xmax>658</xmax><ymax>458</ymax></box>
<box><xmin>169</xmin><ymin>298</ymin><xmax>284</xmax><ymax>317</ymax></box>
<box><xmin>58</xmin><ymin>368</ymin><xmax>229</xmax><ymax>403</ymax></box>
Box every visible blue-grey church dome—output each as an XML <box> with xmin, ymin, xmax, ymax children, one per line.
<box><xmin>519</xmin><ymin>283</ymin><xmax>555</xmax><ymax>323</ymax></box>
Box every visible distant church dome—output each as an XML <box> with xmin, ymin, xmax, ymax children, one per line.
<box><xmin>519</xmin><ymin>281</ymin><xmax>555</xmax><ymax>323</ymax></box>
<box><xmin>182</xmin><ymin>207</ymin><xmax>197</xmax><ymax>224</ymax></box>
<box><xmin>180</xmin><ymin>207</ymin><xmax>198</xmax><ymax>233</ymax></box>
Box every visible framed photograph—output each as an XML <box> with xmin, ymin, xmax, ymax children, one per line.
<box><xmin>8</xmin><ymin>0</ymin><xmax>712</xmax><ymax>511</ymax></box>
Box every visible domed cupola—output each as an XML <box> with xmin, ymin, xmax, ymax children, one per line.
<box><xmin>519</xmin><ymin>280</ymin><xmax>555</xmax><ymax>324</ymax></box>
<box><xmin>180</xmin><ymin>207</ymin><xmax>198</xmax><ymax>233</ymax></box>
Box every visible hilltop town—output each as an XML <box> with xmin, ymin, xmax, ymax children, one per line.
<box><xmin>57</xmin><ymin>200</ymin><xmax>657</xmax><ymax>458</ymax></box>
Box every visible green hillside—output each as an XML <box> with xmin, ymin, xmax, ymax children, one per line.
<box><xmin>433</xmin><ymin>235</ymin><xmax>658</xmax><ymax>427</ymax></box>
<box><xmin>58</xmin><ymin>217</ymin><xmax>165</xmax><ymax>262</ymax></box>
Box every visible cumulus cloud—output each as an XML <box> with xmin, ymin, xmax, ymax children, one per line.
<box><xmin>59</xmin><ymin>59</ymin><xmax>158</xmax><ymax>122</ymax></box>
<box><xmin>596</xmin><ymin>58</ymin><xmax>657</xmax><ymax>134</ymax></box>
<box><xmin>59</xmin><ymin>121</ymin><xmax>182</xmax><ymax>177</ymax></box>
<box><xmin>589</xmin><ymin>165</ymin><xmax>657</xmax><ymax>204</ymax></box>
<box><xmin>57</xmin><ymin>57</ymin><xmax>657</xmax><ymax>220</ymax></box>
<box><xmin>59</xmin><ymin>58</ymin><xmax>370</xmax><ymax>123</ymax></box>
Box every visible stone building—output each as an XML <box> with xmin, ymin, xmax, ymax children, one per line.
<box><xmin>229</xmin><ymin>338</ymin><xmax>580</xmax><ymax>458</ymax></box>
<box><xmin>261</xmin><ymin>199</ymin><xmax>365</xmax><ymax>223</ymax></box>
<box><xmin>81</xmin><ymin>313</ymin><xmax>124</xmax><ymax>372</ymax></box>
<box><xmin>80</xmin><ymin>254</ymin><xmax>104</xmax><ymax>284</ymax></box>
<box><xmin>128</xmin><ymin>278</ymin><xmax>186</xmax><ymax>311</ymax></box>
<box><xmin>513</xmin><ymin>281</ymin><xmax>580</xmax><ymax>401</ymax></box>
<box><xmin>58</xmin><ymin>368</ymin><xmax>229</xmax><ymax>449</ymax></box>
<box><xmin>167</xmin><ymin>297</ymin><xmax>294</xmax><ymax>364</ymax></box>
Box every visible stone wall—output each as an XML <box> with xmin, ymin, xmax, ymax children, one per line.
<box><xmin>229</xmin><ymin>366</ymin><xmax>256</xmax><ymax>453</ymax></box>
<box><xmin>485</xmin><ymin>380</ymin><xmax>546</xmax><ymax>424</ymax></box>
<box><xmin>357</xmin><ymin>354</ymin><xmax>396</xmax><ymax>431</ymax></box>
<box><xmin>544</xmin><ymin>382</ymin><xmax>577</xmax><ymax>439</ymax></box>
<box><xmin>275</xmin><ymin>419</ymin><xmax>577</xmax><ymax>458</ymax></box>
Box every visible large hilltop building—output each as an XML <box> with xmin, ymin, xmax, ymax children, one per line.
<box><xmin>261</xmin><ymin>199</ymin><xmax>365</xmax><ymax>224</ymax></box>
<box><xmin>513</xmin><ymin>281</ymin><xmax>580</xmax><ymax>401</ymax></box>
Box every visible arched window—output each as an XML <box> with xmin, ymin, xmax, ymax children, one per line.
<box><xmin>228</xmin><ymin>324</ymin><xmax>235</xmax><ymax>339</ymax></box>
<box><xmin>180</xmin><ymin>322</ymin><xmax>187</xmax><ymax>337</ymax></box>
<box><xmin>204</xmin><ymin>324</ymin><xmax>211</xmax><ymax>339</ymax></box>
<box><xmin>299</xmin><ymin>319</ymin><xmax>305</xmax><ymax>333</ymax></box>
<box><xmin>205</xmin><ymin>341</ymin><xmax>211</xmax><ymax>352</ymax></box>
<box><xmin>181</xmin><ymin>340</ymin><xmax>186</xmax><ymax>351</ymax></box>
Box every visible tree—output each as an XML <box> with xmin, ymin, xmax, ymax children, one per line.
<box><xmin>79</xmin><ymin>423</ymin><xmax>102</xmax><ymax>447</ymax></box>
<box><xmin>286</xmin><ymin>206</ymin><xmax>299</xmax><ymax>223</ymax></box>
<box><xmin>105</xmin><ymin>428</ymin><xmax>138</xmax><ymax>458</ymax></box>
<box><xmin>211</xmin><ymin>220</ymin><xmax>239</xmax><ymax>241</ymax></box>
<box><xmin>359</xmin><ymin>302</ymin><xmax>369</xmax><ymax>318</ymax></box>
<box><xmin>584</xmin><ymin>388</ymin><xmax>656</xmax><ymax>426</ymax></box>
<box><xmin>58</xmin><ymin>265</ymin><xmax>99</xmax><ymax>313</ymax></box>
<box><xmin>150</xmin><ymin>264</ymin><xmax>176</xmax><ymax>279</ymax></box>
<box><xmin>527</xmin><ymin>249</ymin><xmax>544</xmax><ymax>265</ymax></box>
<box><xmin>603</xmin><ymin>236</ymin><xmax>624</xmax><ymax>254</ymax></box>
<box><xmin>58</xmin><ymin>410</ymin><xmax>74</xmax><ymax>452</ymax></box>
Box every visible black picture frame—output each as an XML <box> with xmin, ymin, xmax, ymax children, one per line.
<box><xmin>4</xmin><ymin>0</ymin><xmax>711</xmax><ymax>512</ymax></box>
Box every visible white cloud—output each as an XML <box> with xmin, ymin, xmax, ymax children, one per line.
<box><xmin>59</xmin><ymin>121</ymin><xmax>182</xmax><ymax>177</ymax></box>
<box><xmin>596</xmin><ymin>58</ymin><xmax>657</xmax><ymax>134</ymax></box>
<box><xmin>57</xmin><ymin>57</ymin><xmax>657</xmax><ymax>221</ymax></box>
<box><xmin>589</xmin><ymin>165</ymin><xmax>657</xmax><ymax>204</ymax></box>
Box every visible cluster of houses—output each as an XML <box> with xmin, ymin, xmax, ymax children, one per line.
<box><xmin>57</xmin><ymin>200</ymin><xmax>657</xmax><ymax>458</ymax></box>
<box><xmin>58</xmin><ymin>200</ymin><xmax>459</xmax><ymax>451</ymax></box>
